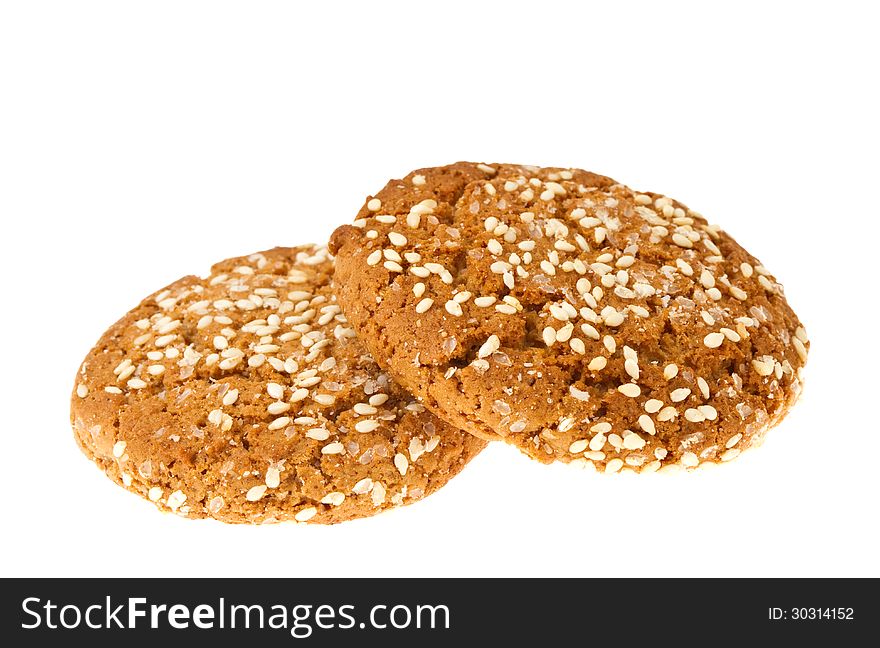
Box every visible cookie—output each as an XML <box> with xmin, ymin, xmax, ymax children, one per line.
<box><xmin>329</xmin><ymin>162</ymin><xmax>808</xmax><ymax>472</ymax></box>
<box><xmin>70</xmin><ymin>246</ymin><xmax>485</xmax><ymax>523</ymax></box>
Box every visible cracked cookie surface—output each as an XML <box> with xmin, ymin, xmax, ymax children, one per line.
<box><xmin>329</xmin><ymin>162</ymin><xmax>808</xmax><ymax>472</ymax></box>
<box><xmin>70</xmin><ymin>245</ymin><xmax>485</xmax><ymax>523</ymax></box>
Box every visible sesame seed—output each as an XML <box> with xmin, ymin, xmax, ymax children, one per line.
<box><xmin>697</xmin><ymin>377</ymin><xmax>710</xmax><ymax>399</ymax></box>
<box><xmin>267</xmin><ymin>382</ymin><xmax>284</xmax><ymax>399</ymax></box>
<box><xmin>355</xmin><ymin>419</ymin><xmax>379</xmax><ymax>433</ymax></box>
<box><xmin>295</xmin><ymin>507</ymin><xmax>317</xmax><ymax>522</ymax></box>
<box><xmin>703</xmin><ymin>332</ymin><xmax>725</xmax><ymax>348</ymax></box>
<box><xmin>76</xmin><ymin>384</ymin><xmax>89</xmax><ymax>398</ymax></box>
<box><xmin>676</xmin><ymin>259</ymin><xmax>694</xmax><ymax>276</ymax></box>
<box><xmin>313</xmin><ymin>393</ymin><xmax>336</xmax><ymax>406</ymax></box>
<box><xmin>624</xmin><ymin>359</ymin><xmax>640</xmax><ymax>380</ymax></box>
<box><xmin>542</xmin><ymin>326</ymin><xmax>556</xmax><ymax>346</ymax></box>
<box><xmin>663</xmin><ymin>364</ymin><xmax>678</xmax><ymax>380</ymax></box>
<box><xmin>322</xmin><ymin>442</ymin><xmax>345</xmax><ymax>455</ymax></box>
<box><xmin>148</xmin><ymin>487</ymin><xmax>162</xmax><ymax>502</ymax></box>
<box><xmin>730</xmin><ymin>285</ymin><xmax>748</xmax><ymax>300</ymax></box>
<box><xmin>320</xmin><ymin>492</ymin><xmax>345</xmax><ymax>507</ymax></box>
<box><xmin>588</xmin><ymin>356</ymin><xmax>607</xmax><ymax>371</ymax></box>
<box><xmin>752</xmin><ymin>357</ymin><xmax>775</xmax><ymax>376</ymax></box>
<box><xmin>388</xmin><ymin>232</ymin><xmax>408</xmax><ymax>247</ymax></box>
<box><xmin>354</xmin><ymin>403</ymin><xmax>377</xmax><ymax>415</ymax></box>
<box><xmin>605</xmin><ymin>458</ymin><xmax>624</xmax><ymax>473</ymax></box>
<box><xmin>670</xmin><ymin>388</ymin><xmax>691</xmax><ymax>403</ymax></box>
<box><xmin>367</xmin><ymin>198</ymin><xmax>381</xmax><ymax>211</ymax></box>
<box><xmin>618</xmin><ymin>383</ymin><xmax>641</xmax><ymax>398</ymax></box>
<box><xmin>681</xmin><ymin>452</ymin><xmax>699</xmax><ymax>468</ymax></box>
<box><xmin>684</xmin><ymin>408</ymin><xmax>705</xmax><ymax>423</ymax></box>
<box><xmin>474</xmin><ymin>296</ymin><xmax>496</xmax><ymax>307</ymax></box>
<box><xmin>793</xmin><ymin>337</ymin><xmax>808</xmax><ymax>362</ymax></box>
<box><xmin>383</xmin><ymin>260</ymin><xmax>403</xmax><ymax>273</ymax></box>
<box><xmin>127</xmin><ymin>378</ymin><xmax>147</xmax><ymax>389</ymax></box>
<box><xmin>444</xmin><ymin>300</ymin><xmax>463</xmax><ymax>316</ymax></box>
<box><xmin>569</xmin><ymin>439</ymin><xmax>589</xmax><ymax>454</ymax></box>
<box><xmin>634</xmin><ymin>194</ymin><xmax>652</xmax><ymax>205</ymax></box>
<box><xmin>569</xmin><ymin>385</ymin><xmax>590</xmax><ymax>401</ymax></box>
<box><xmin>657</xmin><ymin>406</ymin><xmax>677</xmax><ymax>422</ymax></box>
<box><xmin>306</xmin><ymin>428</ymin><xmax>330</xmax><ymax>441</ymax></box>
<box><xmin>112</xmin><ymin>441</ymin><xmax>127</xmax><ymax>458</ymax></box>
<box><xmin>623</xmin><ymin>432</ymin><xmax>646</xmax><ymax>450</ymax></box>
<box><xmin>638</xmin><ymin>414</ymin><xmax>656</xmax><ymax>435</ymax></box>
<box><xmin>415</xmin><ymin>298</ymin><xmax>434</xmax><ymax>314</ymax></box>
<box><xmin>268</xmin><ymin>401</ymin><xmax>291</xmax><ymax>415</ymax></box>
<box><xmin>412</xmin><ymin>174</ymin><xmax>426</xmax><ymax>186</ymax></box>
<box><xmin>549</xmin><ymin>303</ymin><xmax>569</xmax><ymax>321</ymax></box>
<box><xmin>569</xmin><ymin>338</ymin><xmax>586</xmax><ymax>355</ymax></box>
<box><xmin>478</xmin><ymin>335</ymin><xmax>500</xmax><ymax>358</ymax></box>
<box><xmin>700</xmin><ymin>269</ymin><xmax>715</xmax><ymax>288</ymax></box>
<box><xmin>394</xmin><ymin>453</ymin><xmax>409</xmax><ymax>476</ymax></box>
<box><xmin>721</xmin><ymin>448</ymin><xmax>741</xmax><ymax>462</ymax></box>
<box><xmin>268</xmin><ymin>416</ymin><xmax>290</xmax><ymax>431</ymax></box>
<box><xmin>265</xmin><ymin>467</ymin><xmax>281</xmax><ymax>488</ymax></box>
<box><xmin>555</xmin><ymin>322</ymin><xmax>574</xmax><ymax>342</ymax></box>
<box><xmin>104</xmin><ymin>386</ymin><xmax>122</xmax><ymax>394</ymax></box>
<box><xmin>672</xmin><ymin>233</ymin><xmax>693</xmax><ymax>248</ymax></box>
<box><xmin>698</xmin><ymin>405</ymin><xmax>718</xmax><ymax>420</ymax></box>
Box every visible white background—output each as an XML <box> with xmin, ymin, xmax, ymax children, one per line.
<box><xmin>1</xmin><ymin>1</ymin><xmax>877</xmax><ymax>578</ymax></box>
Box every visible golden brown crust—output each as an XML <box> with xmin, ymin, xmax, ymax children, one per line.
<box><xmin>330</xmin><ymin>162</ymin><xmax>808</xmax><ymax>472</ymax></box>
<box><xmin>70</xmin><ymin>246</ymin><xmax>485</xmax><ymax>523</ymax></box>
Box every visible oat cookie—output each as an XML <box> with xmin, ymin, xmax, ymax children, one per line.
<box><xmin>71</xmin><ymin>246</ymin><xmax>485</xmax><ymax>523</ymax></box>
<box><xmin>329</xmin><ymin>163</ymin><xmax>808</xmax><ymax>472</ymax></box>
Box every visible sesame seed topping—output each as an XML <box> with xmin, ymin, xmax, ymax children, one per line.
<box><xmin>637</xmin><ymin>415</ymin><xmax>656</xmax><ymax>435</ymax></box>
<box><xmin>322</xmin><ymin>442</ymin><xmax>344</xmax><ymax>455</ymax></box>
<box><xmin>605</xmin><ymin>458</ymin><xmax>624</xmax><ymax>473</ymax></box>
<box><xmin>295</xmin><ymin>507</ymin><xmax>317</xmax><ymax>522</ymax></box>
<box><xmin>588</xmin><ymin>356</ymin><xmax>607</xmax><ymax>371</ymax></box>
<box><xmin>306</xmin><ymin>428</ymin><xmax>330</xmax><ymax>440</ymax></box>
<box><xmin>478</xmin><ymin>335</ymin><xmax>500</xmax><ymax>358</ymax></box>
<box><xmin>367</xmin><ymin>198</ymin><xmax>381</xmax><ymax>211</ymax></box>
<box><xmin>321</xmin><ymin>492</ymin><xmax>346</xmax><ymax>506</ymax></box>
<box><xmin>268</xmin><ymin>416</ymin><xmax>290</xmax><ymax>431</ymax></box>
<box><xmin>444</xmin><ymin>300</ymin><xmax>463</xmax><ymax>316</ymax></box>
<box><xmin>415</xmin><ymin>298</ymin><xmax>434</xmax><ymax>314</ymax></box>
<box><xmin>617</xmin><ymin>383</ymin><xmax>641</xmax><ymax>398</ymax></box>
<box><xmin>76</xmin><ymin>384</ymin><xmax>89</xmax><ymax>398</ymax></box>
<box><xmin>569</xmin><ymin>439</ymin><xmax>589</xmax><ymax>453</ymax></box>
<box><xmin>394</xmin><ymin>453</ymin><xmax>408</xmax><ymax>476</ymax></box>
<box><xmin>703</xmin><ymin>332</ymin><xmax>725</xmax><ymax>348</ymax></box>
<box><xmin>388</xmin><ymin>232</ymin><xmax>407</xmax><ymax>246</ymax></box>
<box><xmin>355</xmin><ymin>419</ymin><xmax>379</xmax><ymax>433</ymax></box>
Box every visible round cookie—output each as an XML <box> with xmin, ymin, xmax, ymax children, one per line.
<box><xmin>329</xmin><ymin>162</ymin><xmax>809</xmax><ymax>472</ymax></box>
<box><xmin>70</xmin><ymin>246</ymin><xmax>485</xmax><ymax>523</ymax></box>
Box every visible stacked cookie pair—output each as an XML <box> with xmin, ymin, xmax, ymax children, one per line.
<box><xmin>71</xmin><ymin>163</ymin><xmax>808</xmax><ymax>524</ymax></box>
